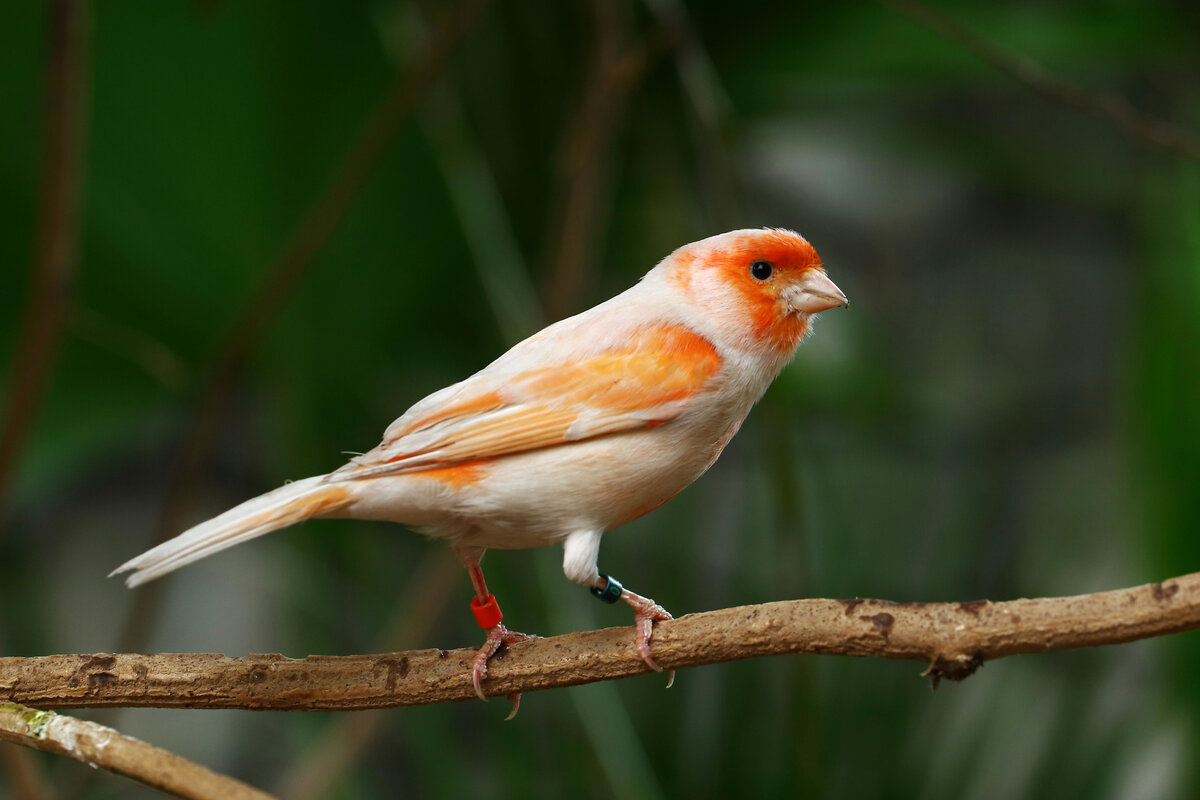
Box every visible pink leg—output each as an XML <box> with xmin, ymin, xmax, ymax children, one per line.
<box><xmin>464</xmin><ymin>558</ymin><xmax>489</xmax><ymax>601</ymax></box>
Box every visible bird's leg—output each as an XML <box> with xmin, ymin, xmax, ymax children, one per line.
<box><xmin>462</xmin><ymin>554</ymin><xmax>530</xmax><ymax>716</ymax></box>
<box><xmin>591</xmin><ymin>573</ymin><xmax>675</xmax><ymax>685</ymax></box>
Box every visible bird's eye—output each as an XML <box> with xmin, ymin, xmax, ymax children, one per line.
<box><xmin>750</xmin><ymin>260</ymin><xmax>773</xmax><ymax>281</ymax></box>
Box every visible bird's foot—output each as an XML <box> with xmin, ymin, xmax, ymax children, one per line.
<box><xmin>471</xmin><ymin>622</ymin><xmax>532</xmax><ymax>708</ymax></box>
<box><xmin>467</xmin><ymin>591</ymin><xmax>534</xmax><ymax>717</ymax></box>
<box><xmin>622</xmin><ymin>588</ymin><xmax>673</xmax><ymax>677</ymax></box>
<box><xmin>591</xmin><ymin>573</ymin><xmax>675</xmax><ymax>686</ymax></box>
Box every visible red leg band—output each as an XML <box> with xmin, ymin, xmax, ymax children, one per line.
<box><xmin>470</xmin><ymin>593</ymin><xmax>503</xmax><ymax>629</ymax></box>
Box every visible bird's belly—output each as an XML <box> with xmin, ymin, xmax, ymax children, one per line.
<box><xmin>342</xmin><ymin>424</ymin><xmax>723</xmax><ymax>551</ymax></box>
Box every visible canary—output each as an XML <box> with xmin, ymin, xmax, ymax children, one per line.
<box><xmin>113</xmin><ymin>228</ymin><xmax>846</xmax><ymax>709</ymax></box>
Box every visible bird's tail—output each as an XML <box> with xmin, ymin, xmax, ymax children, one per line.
<box><xmin>110</xmin><ymin>475</ymin><xmax>352</xmax><ymax>587</ymax></box>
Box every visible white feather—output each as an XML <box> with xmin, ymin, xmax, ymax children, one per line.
<box><xmin>110</xmin><ymin>476</ymin><xmax>344</xmax><ymax>587</ymax></box>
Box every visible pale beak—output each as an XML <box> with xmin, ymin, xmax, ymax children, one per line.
<box><xmin>790</xmin><ymin>269</ymin><xmax>848</xmax><ymax>314</ymax></box>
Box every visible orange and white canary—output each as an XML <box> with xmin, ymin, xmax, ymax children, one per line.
<box><xmin>113</xmin><ymin>228</ymin><xmax>846</xmax><ymax>706</ymax></box>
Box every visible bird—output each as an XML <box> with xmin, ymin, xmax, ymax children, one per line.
<box><xmin>112</xmin><ymin>228</ymin><xmax>847</xmax><ymax>714</ymax></box>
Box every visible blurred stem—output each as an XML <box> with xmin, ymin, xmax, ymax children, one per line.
<box><xmin>1133</xmin><ymin>164</ymin><xmax>1200</xmax><ymax>570</ymax></box>
<box><xmin>0</xmin><ymin>1</ymin><xmax>90</xmax><ymax>794</ymax></box>
<box><xmin>155</xmin><ymin>0</ymin><xmax>495</xmax><ymax>545</ymax></box>
<box><xmin>72</xmin><ymin>304</ymin><xmax>190</xmax><ymax>389</ymax></box>
<box><xmin>424</xmin><ymin>73</ymin><xmax>544</xmax><ymax>339</ymax></box>
<box><xmin>1132</xmin><ymin>166</ymin><xmax>1200</xmax><ymax>795</ymax></box>
<box><xmin>544</xmin><ymin>0</ymin><xmax>652</xmax><ymax>319</ymax></box>
<box><xmin>380</xmin><ymin>1</ymin><xmax>543</xmax><ymax>339</ymax></box>
<box><xmin>114</xmin><ymin>0</ymin><xmax>494</xmax><ymax>655</ymax></box>
<box><xmin>884</xmin><ymin>0</ymin><xmax>1200</xmax><ymax>162</ymax></box>
<box><xmin>0</xmin><ymin>746</ymin><xmax>49</xmax><ymax>800</ymax></box>
<box><xmin>642</xmin><ymin>0</ymin><xmax>740</xmax><ymax>228</ymax></box>
<box><xmin>0</xmin><ymin>0</ymin><xmax>90</xmax><ymax>511</ymax></box>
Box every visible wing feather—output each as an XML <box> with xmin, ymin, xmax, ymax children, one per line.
<box><xmin>331</xmin><ymin>324</ymin><xmax>721</xmax><ymax>482</ymax></box>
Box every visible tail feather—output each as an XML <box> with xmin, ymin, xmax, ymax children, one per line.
<box><xmin>111</xmin><ymin>475</ymin><xmax>351</xmax><ymax>587</ymax></box>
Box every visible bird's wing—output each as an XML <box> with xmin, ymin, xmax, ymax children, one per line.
<box><xmin>330</xmin><ymin>323</ymin><xmax>722</xmax><ymax>481</ymax></box>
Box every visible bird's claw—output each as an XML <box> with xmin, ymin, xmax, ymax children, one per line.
<box><xmin>623</xmin><ymin>590</ymin><xmax>673</xmax><ymax>674</ymax></box>
<box><xmin>504</xmin><ymin>693</ymin><xmax>522</xmax><ymax>721</ymax></box>
<box><xmin>471</xmin><ymin>623</ymin><xmax>532</xmax><ymax>705</ymax></box>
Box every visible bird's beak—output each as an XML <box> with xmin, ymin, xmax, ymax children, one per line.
<box><xmin>790</xmin><ymin>269</ymin><xmax>848</xmax><ymax>314</ymax></box>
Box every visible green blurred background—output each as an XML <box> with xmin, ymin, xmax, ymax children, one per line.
<box><xmin>3</xmin><ymin>0</ymin><xmax>1200</xmax><ymax>797</ymax></box>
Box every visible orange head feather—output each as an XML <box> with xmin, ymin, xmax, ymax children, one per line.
<box><xmin>666</xmin><ymin>228</ymin><xmax>845</xmax><ymax>353</ymax></box>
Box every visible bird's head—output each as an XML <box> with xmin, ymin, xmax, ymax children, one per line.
<box><xmin>662</xmin><ymin>228</ymin><xmax>847</xmax><ymax>354</ymax></box>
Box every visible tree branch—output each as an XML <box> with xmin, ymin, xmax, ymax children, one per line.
<box><xmin>0</xmin><ymin>703</ymin><xmax>274</xmax><ymax>800</ymax></box>
<box><xmin>4</xmin><ymin>573</ymin><xmax>1199</xmax><ymax>710</ymax></box>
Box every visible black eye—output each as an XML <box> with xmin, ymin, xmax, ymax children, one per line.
<box><xmin>750</xmin><ymin>260</ymin><xmax>773</xmax><ymax>280</ymax></box>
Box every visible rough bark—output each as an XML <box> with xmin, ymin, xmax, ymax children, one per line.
<box><xmin>3</xmin><ymin>574</ymin><xmax>1197</xmax><ymax>711</ymax></box>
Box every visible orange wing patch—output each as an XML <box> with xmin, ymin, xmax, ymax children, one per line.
<box><xmin>337</xmin><ymin>324</ymin><xmax>721</xmax><ymax>482</ymax></box>
<box><xmin>517</xmin><ymin>324</ymin><xmax>720</xmax><ymax>412</ymax></box>
<box><xmin>408</xmin><ymin>459</ymin><xmax>491</xmax><ymax>488</ymax></box>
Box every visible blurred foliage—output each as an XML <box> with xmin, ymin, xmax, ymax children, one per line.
<box><xmin>2</xmin><ymin>0</ymin><xmax>1200</xmax><ymax>798</ymax></box>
